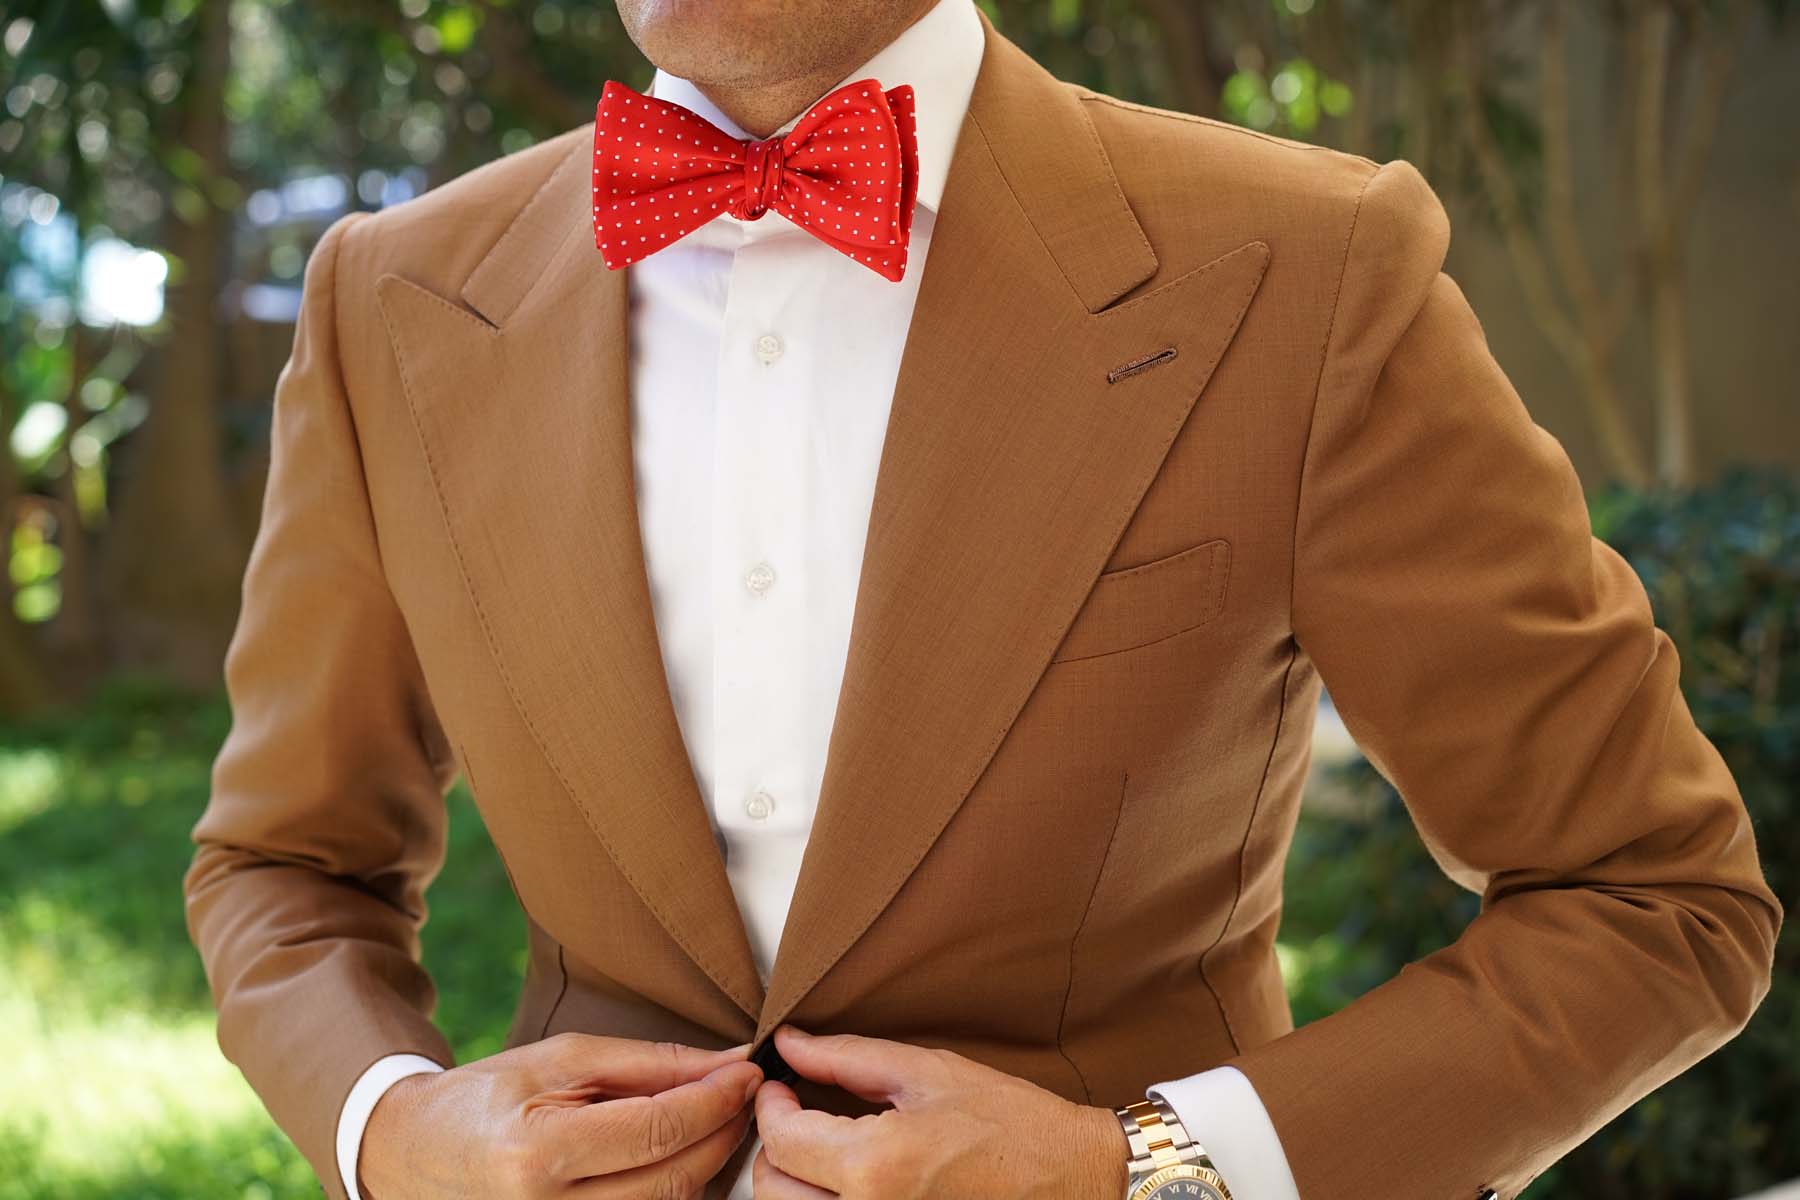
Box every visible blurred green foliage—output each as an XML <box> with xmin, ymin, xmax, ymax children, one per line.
<box><xmin>1282</xmin><ymin>464</ymin><xmax>1799</xmax><ymax>1199</ymax></box>
<box><xmin>1220</xmin><ymin>55</ymin><xmax>1352</xmax><ymax>135</ymax></box>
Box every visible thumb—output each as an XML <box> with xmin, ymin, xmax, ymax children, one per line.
<box><xmin>771</xmin><ymin>1025</ymin><xmax>942</xmax><ymax>1106</ymax></box>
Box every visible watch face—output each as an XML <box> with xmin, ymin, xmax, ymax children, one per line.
<box><xmin>1132</xmin><ymin>1165</ymin><xmax>1231</xmax><ymax>1200</ymax></box>
<box><xmin>1143</xmin><ymin>1182</ymin><xmax>1225</xmax><ymax>1200</ymax></box>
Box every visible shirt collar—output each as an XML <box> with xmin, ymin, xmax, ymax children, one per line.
<box><xmin>645</xmin><ymin>0</ymin><xmax>983</xmax><ymax>219</ymax></box>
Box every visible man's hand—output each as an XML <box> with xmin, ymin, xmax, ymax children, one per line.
<box><xmin>359</xmin><ymin>1031</ymin><xmax>762</xmax><ymax>1198</ymax></box>
<box><xmin>751</xmin><ymin>1025</ymin><xmax>1128</xmax><ymax>1199</ymax></box>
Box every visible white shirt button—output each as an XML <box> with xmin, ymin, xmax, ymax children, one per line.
<box><xmin>744</xmin><ymin>789</ymin><xmax>776</xmax><ymax>820</ymax></box>
<box><xmin>754</xmin><ymin>332</ymin><xmax>784</xmax><ymax>364</ymax></box>
<box><xmin>744</xmin><ymin>561</ymin><xmax>776</xmax><ymax>595</ymax></box>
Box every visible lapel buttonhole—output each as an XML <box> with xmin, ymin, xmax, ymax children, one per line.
<box><xmin>1106</xmin><ymin>345</ymin><xmax>1178</xmax><ymax>384</ymax></box>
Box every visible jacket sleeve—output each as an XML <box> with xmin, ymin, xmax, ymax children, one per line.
<box><xmin>1221</xmin><ymin>158</ymin><xmax>1783</xmax><ymax>1200</ymax></box>
<box><xmin>182</xmin><ymin>209</ymin><xmax>458</xmax><ymax>1200</ymax></box>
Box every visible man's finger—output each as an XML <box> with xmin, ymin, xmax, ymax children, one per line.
<box><xmin>772</xmin><ymin>1025</ymin><xmax>938</xmax><ymax>1105</ymax></box>
<box><xmin>751</xmin><ymin>1142</ymin><xmax>838</xmax><ymax>1200</ymax></box>
<box><xmin>753</xmin><ymin>1076</ymin><xmax>866</xmax><ymax>1191</ymax></box>
<box><xmin>566</xmin><ymin>1105</ymin><xmax>754</xmax><ymax>1197</ymax></box>
<box><xmin>534</xmin><ymin>1031</ymin><xmax>754</xmax><ymax>1096</ymax></box>
<box><xmin>550</xmin><ymin>1059</ymin><xmax>762</xmax><ymax>1177</ymax></box>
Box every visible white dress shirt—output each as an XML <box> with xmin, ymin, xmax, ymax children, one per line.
<box><xmin>336</xmin><ymin>3</ymin><xmax>1303</xmax><ymax>1198</ymax></box>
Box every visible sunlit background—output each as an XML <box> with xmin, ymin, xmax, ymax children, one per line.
<box><xmin>1</xmin><ymin>1</ymin><xmax>1796</xmax><ymax>1197</ymax></box>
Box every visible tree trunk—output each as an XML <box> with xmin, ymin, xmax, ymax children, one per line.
<box><xmin>1631</xmin><ymin>5</ymin><xmax>1693</xmax><ymax>486</ymax></box>
<box><xmin>97</xmin><ymin>0</ymin><xmax>248</xmax><ymax>686</ymax></box>
<box><xmin>1142</xmin><ymin>0</ymin><xmax>1221</xmax><ymax>119</ymax></box>
<box><xmin>1633</xmin><ymin>0</ymin><xmax>1746</xmax><ymax>485</ymax></box>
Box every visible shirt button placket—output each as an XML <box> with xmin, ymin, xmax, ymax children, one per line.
<box><xmin>716</xmin><ymin>250</ymin><xmax>805</xmax><ymax>846</ymax></box>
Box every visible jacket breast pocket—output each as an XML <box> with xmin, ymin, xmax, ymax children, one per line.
<box><xmin>1049</xmin><ymin>537</ymin><xmax>1231</xmax><ymax>664</ymax></box>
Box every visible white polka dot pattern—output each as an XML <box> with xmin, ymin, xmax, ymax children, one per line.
<box><xmin>591</xmin><ymin>76</ymin><xmax>920</xmax><ymax>282</ymax></box>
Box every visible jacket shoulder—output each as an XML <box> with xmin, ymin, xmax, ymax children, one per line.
<box><xmin>1067</xmin><ymin>83</ymin><xmax>1393</xmax><ymax>288</ymax></box>
<box><xmin>1073</xmin><ymin>85</ymin><xmax>1379</xmax><ymax>206</ymax></box>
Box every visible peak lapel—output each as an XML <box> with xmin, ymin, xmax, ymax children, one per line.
<box><xmin>756</xmin><ymin>14</ymin><xmax>1271</xmax><ymax>1038</ymax></box>
<box><xmin>373</xmin><ymin>138</ymin><xmax>765</xmax><ymax>1025</ymax></box>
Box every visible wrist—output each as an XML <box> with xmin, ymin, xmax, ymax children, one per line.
<box><xmin>358</xmin><ymin>1071</ymin><xmax>436</xmax><ymax>1198</ymax></box>
<box><xmin>1075</xmin><ymin>1103</ymin><xmax>1130</xmax><ymax>1199</ymax></box>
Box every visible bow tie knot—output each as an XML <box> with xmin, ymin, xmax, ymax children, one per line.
<box><xmin>592</xmin><ymin>76</ymin><xmax>920</xmax><ymax>280</ymax></box>
<box><xmin>731</xmin><ymin>137</ymin><xmax>785</xmax><ymax>221</ymax></box>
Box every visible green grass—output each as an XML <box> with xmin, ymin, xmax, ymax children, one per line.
<box><xmin>0</xmin><ymin>675</ymin><xmax>522</xmax><ymax>1199</ymax></box>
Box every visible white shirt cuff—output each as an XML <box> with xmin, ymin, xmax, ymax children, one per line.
<box><xmin>1147</xmin><ymin>1065</ymin><xmax>1302</xmax><ymax>1200</ymax></box>
<box><xmin>336</xmin><ymin>1053</ymin><xmax>447</xmax><ymax>1200</ymax></box>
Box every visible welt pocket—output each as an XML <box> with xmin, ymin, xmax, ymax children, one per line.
<box><xmin>1049</xmin><ymin>537</ymin><xmax>1231</xmax><ymax>664</ymax></box>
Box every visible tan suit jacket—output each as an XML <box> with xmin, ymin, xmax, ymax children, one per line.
<box><xmin>183</xmin><ymin>10</ymin><xmax>1782</xmax><ymax>1199</ymax></box>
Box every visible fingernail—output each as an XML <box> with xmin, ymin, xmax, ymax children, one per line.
<box><xmin>724</xmin><ymin>1041</ymin><xmax>753</xmax><ymax>1054</ymax></box>
<box><xmin>782</xmin><ymin>1024</ymin><xmax>808</xmax><ymax>1038</ymax></box>
<box><xmin>742</xmin><ymin>1072</ymin><xmax>761</xmax><ymax>1103</ymax></box>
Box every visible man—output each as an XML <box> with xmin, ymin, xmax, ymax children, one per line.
<box><xmin>182</xmin><ymin>0</ymin><xmax>1783</xmax><ymax>1197</ymax></box>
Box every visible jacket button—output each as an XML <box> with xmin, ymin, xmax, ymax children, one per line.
<box><xmin>1476</xmin><ymin>1190</ymin><xmax>1498</xmax><ymax>1200</ymax></box>
<box><xmin>750</xmin><ymin>1037</ymin><xmax>798</xmax><ymax>1086</ymax></box>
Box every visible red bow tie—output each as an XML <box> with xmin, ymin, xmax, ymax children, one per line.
<box><xmin>591</xmin><ymin>76</ymin><xmax>919</xmax><ymax>281</ymax></box>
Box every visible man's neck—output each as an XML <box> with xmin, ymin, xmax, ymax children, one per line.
<box><xmin>691</xmin><ymin>68</ymin><xmax>862</xmax><ymax>140</ymax></box>
<box><xmin>684</xmin><ymin>1</ymin><xmax>937</xmax><ymax>138</ymax></box>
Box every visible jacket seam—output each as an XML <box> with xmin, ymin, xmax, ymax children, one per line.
<box><xmin>1196</xmin><ymin>637</ymin><xmax>1300</xmax><ymax>1051</ymax></box>
<box><xmin>1076</xmin><ymin>88</ymin><xmax>1381</xmax><ymax>168</ymax></box>
<box><xmin>1055</xmin><ymin>769</ymin><xmax>1132</xmax><ymax>1101</ymax></box>
<box><xmin>1247</xmin><ymin>168</ymin><xmax>1381</xmax><ymax>1047</ymax></box>
<box><xmin>1289</xmin><ymin>160</ymin><xmax>1381</xmax><ymax>630</ymax></box>
<box><xmin>539</xmin><ymin>942</ymin><xmax>570</xmax><ymax>1040</ymax></box>
<box><xmin>322</xmin><ymin>209</ymin><xmax>386</xmax><ymax>587</ymax></box>
<box><xmin>480</xmin><ymin>789</ymin><xmax>568</xmax><ymax>1044</ymax></box>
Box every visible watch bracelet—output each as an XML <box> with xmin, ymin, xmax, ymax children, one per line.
<box><xmin>1115</xmin><ymin>1094</ymin><xmax>1208</xmax><ymax>1178</ymax></box>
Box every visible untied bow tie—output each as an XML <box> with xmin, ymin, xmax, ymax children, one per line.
<box><xmin>591</xmin><ymin>76</ymin><xmax>919</xmax><ymax>281</ymax></box>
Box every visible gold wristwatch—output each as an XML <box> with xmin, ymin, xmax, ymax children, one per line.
<box><xmin>1113</xmin><ymin>1095</ymin><xmax>1235</xmax><ymax>1200</ymax></box>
